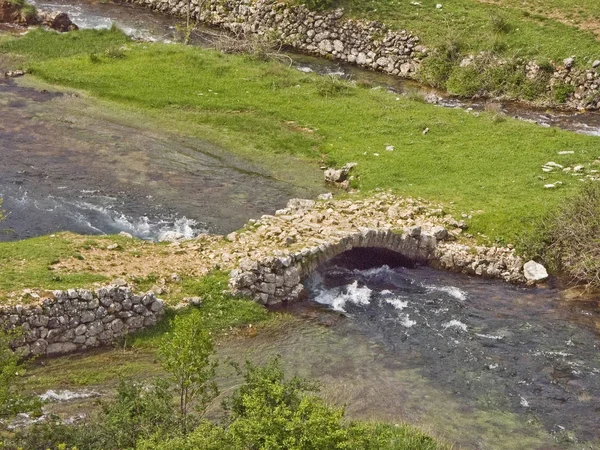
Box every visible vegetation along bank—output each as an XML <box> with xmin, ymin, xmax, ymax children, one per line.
<box><xmin>125</xmin><ymin>0</ymin><xmax>600</xmax><ymax>109</ymax></box>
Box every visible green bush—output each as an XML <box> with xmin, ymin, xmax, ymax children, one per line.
<box><xmin>6</xmin><ymin>379</ymin><xmax>178</xmax><ymax>449</ymax></box>
<box><xmin>552</xmin><ymin>82</ymin><xmax>575</xmax><ymax>103</ymax></box>
<box><xmin>138</xmin><ymin>358</ymin><xmax>448</xmax><ymax>450</ymax></box>
<box><xmin>416</xmin><ymin>39</ymin><xmax>464</xmax><ymax>89</ymax></box>
<box><xmin>519</xmin><ymin>183</ymin><xmax>600</xmax><ymax>288</ymax></box>
<box><xmin>158</xmin><ymin>312</ymin><xmax>218</xmax><ymax>433</ymax></box>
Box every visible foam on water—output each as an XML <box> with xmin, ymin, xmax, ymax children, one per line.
<box><xmin>442</xmin><ymin>320</ymin><xmax>468</xmax><ymax>332</ymax></box>
<box><xmin>40</xmin><ymin>389</ymin><xmax>100</xmax><ymax>402</ymax></box>
<box><xmin>3</xmin><ymin>189</ymin><xmax>202</xmax><ymax>241</ymax></box>
<box><xmin>400</xmin><ymin>314</ymin><xmax>417</xmax><ymax>328</ymax></box>
<box><xmin>312</xmin><ymin>280</ymin><xmax>373</xmax><ymax>312</ymax></box>
<box><xmin>384</xmin><ymin>298</ymin><xmax>409</xmax><ymax>310</ymax></box>
<box><xmin>425</xmin><ymin>284</ymin><xmax>467</xmax><ymax>301</ymax></box>
<box><xmin>476</xmin><ymin>333</ymin><xmax>504</xmax><ymax>340</ymax></box>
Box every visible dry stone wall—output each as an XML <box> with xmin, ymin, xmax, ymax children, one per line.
<box><xmin>128</xmin><ymin>0</ymin><xmax>427</xmax><ymax>78</ymax></box>
<box><xmin>0</xmin><ymin>285</ymin><xmax>164</xmax><ymax>357</ymax></box>
<box><xmin>126</xmin><ymin>0</ymin><xmax>600</xmax><ymax>109</ymax></box>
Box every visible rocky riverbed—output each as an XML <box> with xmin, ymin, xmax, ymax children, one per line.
<box><xmin>0</xmin><ymin>60</ymin><xmax>321</xmax><ymax>241</ymax></box>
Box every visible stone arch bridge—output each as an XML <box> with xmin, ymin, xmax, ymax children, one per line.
<box><xmin>230</xmin><ymin>228</ymin><xmax>437</xmax><ymax>305</ymax></box>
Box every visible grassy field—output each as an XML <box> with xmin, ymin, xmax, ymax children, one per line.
<box><xmin>1</xmin><ymin>28</ymin><xmax>599</xmax><ymax>248</ymax></box>
<box><xmin>330</xmin><ymin>0</ymin><xmax>600</xmax><ymax>64</ymax></box>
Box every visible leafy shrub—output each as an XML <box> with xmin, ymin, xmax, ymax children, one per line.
<box><xmin>519</xmin><ymin>183</ymin><xmax>600</xmax><ymax>288</ymax></box>
<box><xmin>224</xmin><ymin>358</ymin><xmax>348</xmax><ymax>449</ymax></box>
<box><xmin>552</xmin><ymin>82</ymin><xmax>575</xmax><ymax>103</ymax></box>
<box><xmin>138</xmin><ymin>358</ymin><xmax>448</xmax><ymax>450</ymax></box>
<box><xmin>7</xmin><ymin>379</ymin><xmax>178</xmax><ymax>449</ymax></box>
<box><xmin>158</xmin><ymin>312</ymin><xmax>218</xmax><ymax>433</ymax></box>
<box><xmin>416</xmin><ymin>39</ymin><xmax>464</xmax><ymax>89</ymax></box>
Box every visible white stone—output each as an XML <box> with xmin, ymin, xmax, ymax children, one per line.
<box><xmin>523</xmin><ymin>260</ymin><xmax>548</xmax><ymax>282</ymax></box>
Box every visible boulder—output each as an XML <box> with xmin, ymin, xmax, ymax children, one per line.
<box><xmin>523</xmin><ymin>260</ymin><xmax>548</xmax><ymax>282</ymax></box>
<box><xmin>38</xmin><ymin>10</ymin><xmax>78</xmax><ymax>32</ymax></box>
<box><xmin>0</xmin><ymin>0</ymin><xmax>37</xmax><ymax>25</ymax></box>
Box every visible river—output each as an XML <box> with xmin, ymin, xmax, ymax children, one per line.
<box><xmin>219</xmin><ymin>249</ymin><xmax>600</xmax><ymax>449</ymax></box>
<box><xmin>2</xmin><ymin>3</ymin><xmax>600</xmax><ymax>448</ymax></box>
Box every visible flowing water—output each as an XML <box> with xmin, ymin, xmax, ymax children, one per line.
<box><xmin>218</xmin><ymin>249</ymin><xmax>600</xmax><ymax>449</ymax></box>
<box><xmin>0</xmin><ymin>51</ymin><xmax>320</xmax><ymax>242</ymax></box>
<box><xmin>2</xmin><ymin>0</ymin><xmax>600</xmax><ymax>241</ymax></box>
<box><xmin>2</xmin><ymin>3</ymin><xmax>600</xmax><ymax>447</ymax></box>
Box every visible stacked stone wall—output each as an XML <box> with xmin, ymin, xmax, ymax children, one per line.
<box><xmin>126</xmin><ymin>0</ymin><xmax>600</xmax><ymax>110</ymax></box>
<box><xmin>0</xmin><ymin>285</ymin><xmax>164</xmax><ymax>357</ymax></box>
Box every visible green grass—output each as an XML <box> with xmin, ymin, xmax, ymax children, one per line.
<box><xmin>328</xmin><ymin>0</ymin><xmax>600</xmax><ymax>64</ymax></box>
<box><xmin>0</xmin><ymin>27</ymin><xmax>129</xmax><ymax>60</ymax></box>
<box><xmin>127</xmin><ymin>272</ymin><xmax>268</xmax><ymax>348</ymax></box>
<box><xmin>0</xmin><ymin>234</ymin><xmax>107</xmax><ymax>299</ymax></box>
<box><xmin>22</xmin><ymin>271</ymin><xmax>269</xmax><ymax>389</ymax></box>
<box><xmin>3</xmin><ymin>29</ymin><xmax>598</xmax><ymax>245</ymax></box>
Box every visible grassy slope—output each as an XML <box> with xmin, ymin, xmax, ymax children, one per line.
<box><xmin>0</xmin><ymin>234</ymin><xmax>108</xmax><ymax>298</ymax></box>
<box><xmin>2</xmin><ymin>30</ymin><xmax>596</xmax><ymax>244</ymax></box>
<box><xmin>0</xmin><ymin>30</ymin><xmax>597</xmax><ymax>249</ymax></box>
<box><xmin>333</xmin><ymin>0</ymin><xmax>600</xmax><ymax>64</ymax></box>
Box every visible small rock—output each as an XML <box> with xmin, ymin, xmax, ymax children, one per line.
<box><xmin>5</xmin><ymin>70</ymin><xmax>25</xmax><ymax>78</ymax></box>
<box><xmin>185</xmin><ymin>297</ymin><xmax>203</xmax><ymax>306</ymax></box>
<box><xmin>118</xmin><ymin>231</ymin><xmax>133</xmax><ymax>239</ymax></box>
<box><xmin>523</xmin><ymin>260</ymin><xmax>548</xmax><ymax>282</ymax></box>
<box><xmin>544</xmin><ymin>161</ymin><xmax>564</xmax><ymax>169</ymax></box>
<box><xmin>431</xmin><ymin>226</ymin><xmax>448</xmax><ymax>240</ymax></box>
<box><xmin>385</xmin><ymin>145</ymin><xmax>395</xmax><ymax>152</ymax></box>
<box><xmin>592</xmin><ymin>60</ymin><xmax>600</xmax><ymax>69</ymax></box>
<box><xmin>106</xmin><ymin>243</ymin><xmax>119</xmax><ymax>250</ymax></box>
<box><xmin>317</xmin><ymin>192</ymin><xmax>333</xmax><ymax>200</ymax></box>
<box><xmin>422</xmin><ymin>127</ymin><xmax>430</xmax><ymax>135</ymax></box>
<box><xmin>408</xmin><ymin>226</ymin><xmax>421</xmax><ymax>238</ymax></box>
<box><xmin>563</xmin><ymin>57</ymin><xmax>575</xmax><ymax>69</ymax></box>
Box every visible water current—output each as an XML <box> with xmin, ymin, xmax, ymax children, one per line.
<box><xmin>2</xmin><ymin>0</ymin><xmax>600</xmax><ymax>241</ymax></box>
<box><xmin>217</xmin><ymin>249</ymin><xmax>600</xmax><ymax>449</ymax></box>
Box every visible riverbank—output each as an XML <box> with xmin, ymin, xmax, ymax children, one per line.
<box><xmin>120</xmin><ymin>0</ymin><xmax>600</xmax><ymax>110</ymax></box>
<box><xmin>3</xmin><ymin>28</ymin><xmax>600</xmax><ymax>246</ymax></box>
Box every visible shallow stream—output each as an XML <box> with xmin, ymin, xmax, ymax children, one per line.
<box><xmin>219</xmin><ymin>250</ymin><xmax>600</xmax><ymax>449</ymax></box>
<box><xmin>2</xmin><ymin>3</ymin><xmax>600</xmax><ymax>447</ymax></box>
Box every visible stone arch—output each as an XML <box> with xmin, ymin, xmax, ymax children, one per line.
<box><xmin>229</xmin><ymin>228</ymin><xmax>437</xmax><ymax>305</ymax></box>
